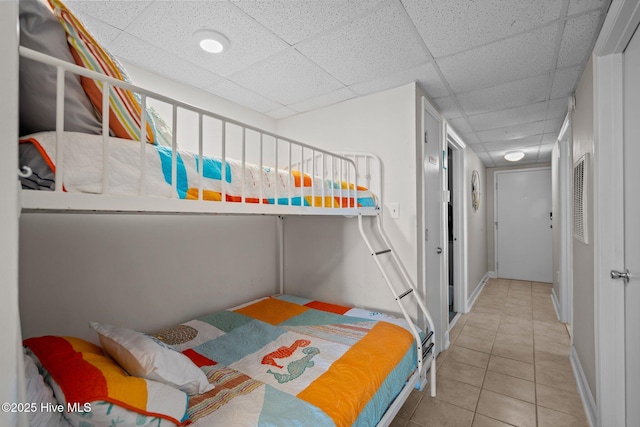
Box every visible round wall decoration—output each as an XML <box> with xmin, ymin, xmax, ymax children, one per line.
<box><xmin>471</xmin><ymin>170</ymin><xmax>480</xmax><ymax>212</ymax></box>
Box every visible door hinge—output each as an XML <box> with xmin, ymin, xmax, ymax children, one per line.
<box><xmin>495</xmin><ymin>221</ymin><xmax>498</xmax><ymax>229</ymax></box>
<box><xmin>425</xmin><ymin>228</ymin><xmax>428</xmax><ymax>241</ymax></box>
<box><xmin>424</xmin><ymin>131</ymin><xmax>428</xmax><ymax>144</ymax></box>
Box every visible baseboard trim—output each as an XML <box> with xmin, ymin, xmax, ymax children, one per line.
<box><xmin>570</xmin><ymin>346</ymin><xmax>597</xmax><ymax>427</ymax></box>
<box><xmin>550</xmin><ymin>288</ymin><xmax>561</xmax><ymax>322</ymax></box>
<box><xmin>466</xmin><ymin>272</ymin><xmax>490</xmax><ymax>311</ymax></box>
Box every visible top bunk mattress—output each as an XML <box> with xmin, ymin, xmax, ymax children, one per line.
<box><xmin>19</xmin><ymin>132</ymin><xmax>378</xmax><ymax>211</ymax></box>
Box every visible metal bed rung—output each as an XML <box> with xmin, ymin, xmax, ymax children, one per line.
<box><xmin>421</xmin><ymin>330</ymin><xmax>434</xmax><ymax>348</ymax></box>
<box><xmin>374</xmin><ymin>249</ymin><xmax>392</xmax><ymax>256</ymax></box>
<box><xmin>396</xmin><ymin>289</ymin><xmax>413</xmax><ymax>300</ymax></box>
<box><xmin>422</xmin><ymin>342</ymin><xmax>434</xmax><ymax>360</ymax></box>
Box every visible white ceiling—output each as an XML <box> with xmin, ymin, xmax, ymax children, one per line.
<box><xmin>65</xmin><ymin>0</ymin><xmax>610</xmax><ymax>167</ymax></box>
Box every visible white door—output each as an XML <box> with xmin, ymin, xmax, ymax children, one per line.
<box><xmin>496</xmin><ymin>169</ymin><xmax>552</xmax><ymax>283</ymax></box>
<box><xmin>422</xmin><ymin>99</ymin><xmax>445</xmax><ymax>352</ymax></box>
<box><xmin>623</xmin><ymin>24</ymin><xmax>640</xmax><ymax>425</ymax></box>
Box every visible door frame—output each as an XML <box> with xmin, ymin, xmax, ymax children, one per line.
<box><xmin>445</xmin><ymin>125</ymin><xmax>469</xmax><ymax>315</ymax></box>
<box><xmin>592</xmin><ymin>1</ymin><xmax>640</xmax><ymax>425</ymax></box>
<box><xmin>420</xmin><ymin>96</ymin><xmax>447</xmax><ymax>352</ymax></box>
<box><xmin>493</xmin><ymin>166</ymin><xmax>552</xmax><ymax>279</ymax></box>
<box><xmin>556</xmin><ymin>113</ymin><xmax>573</xmax><ymax>327</ymax></box>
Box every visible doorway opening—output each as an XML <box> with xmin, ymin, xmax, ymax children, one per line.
<box><xmin>447</xmin><ymin>146</ymin><xmax>456</xmax><ymax>323</ymax></box>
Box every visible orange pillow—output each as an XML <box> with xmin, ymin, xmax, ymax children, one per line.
<box><xmin>47</xmin><ymin>0</ymin><xmax>155</xmax><ymax>144</ymax></box>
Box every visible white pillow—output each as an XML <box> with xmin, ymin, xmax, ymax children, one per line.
<box><xmin>90</xmin><ymin>322</ymin><xmax>214</xmax><ymax>395</ymax></box>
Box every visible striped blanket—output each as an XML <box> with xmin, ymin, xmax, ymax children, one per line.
<box><xmin>19</xmin><ymin>132</ymin><xmax>377</xmax><ymax>208</ymax></box>
<box><xmin>153</xmin><ymin>295</ymin><xmax>419</xmax><ymax>427</ymax></box>
<box><xmin>23</xmin><ymin>336</ymin><xmax>189</xmax><ymax>425</ymax></box>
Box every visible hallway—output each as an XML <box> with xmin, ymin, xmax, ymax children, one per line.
<box><xmin>393</xmin><ymin>278</ymin><xmax>587</xmax><ymax>427</ymax></box>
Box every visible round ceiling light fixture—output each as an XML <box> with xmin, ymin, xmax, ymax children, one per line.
<box><xmin>504</xmin><ymin>151</ymin><xmax>525</xmax><ymax>162</ymax></box>
<box><xmin>193</xmin><ymin>29</ymin><xmax>229</xmax><ymax>54</ymax></box>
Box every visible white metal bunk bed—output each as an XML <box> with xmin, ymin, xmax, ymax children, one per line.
<box><xmin>18</xmin><ymin>42</ymin><xmax>436</xmax><ymax>426</ymax></box>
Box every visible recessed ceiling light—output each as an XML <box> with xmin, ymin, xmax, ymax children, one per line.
<box><xmin>504</xmin><ymin>151</ymin><xmax>525</xmax><ymax>162</ymax></box>
<box><xmin>193</xmin><ymin>29</ymin><xmax>229</xmax><ymax>54</ymax></box>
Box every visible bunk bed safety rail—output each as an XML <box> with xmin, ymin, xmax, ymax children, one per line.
<box><xmin>20</xmin><ymin>46</ymin><xmax>374</xmax><ymax>215</ymax></box>
<box><xmin>286</xmin><ymin>151</ymin><xmax>383</xmax><ymax>209</ymax></box>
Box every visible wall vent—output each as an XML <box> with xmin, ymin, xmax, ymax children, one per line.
<box><xmin>573</xmin><ymin>154</ymin><xmax>589</xmax><ymax>244</ymax></box>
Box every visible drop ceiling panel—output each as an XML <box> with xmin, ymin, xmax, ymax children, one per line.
<box><xmin>65</xmin><ymin>0</ymin><xmax>151</xmax><ymax>30</ymax></box>
<box><xmin>447</xmin><ymin>117</ymin><xmax>473</xmax><ymax>135</ymax></box>
<box><xmin>229</xmin><ymin>48</ymin><xmax>344</xmax><ymax>106</ymax></box>
<box><xmin>457</xmin><ymin>74</ymin><xmax>550</xmax><ymax>116</ymax></box>
<box><xmin>349</xmin><ymin>62</ymin><xmax>447</xmax><ymax>99</ymax></box>
<box><xmin>466</xmin><ymin>101</ymin><xmax>549</xmax><ymax>132</ymax></box>
<box><xmin>71</xmin><ymin>11</ymin><xmax>122</xmax><ymax>46</ymax></box>
<box><xmin>557</xmin><ymin>11</ymin><xmax>603</xmax><ymax>68</ymax></box>
<box><xmin>538</xmin><ymin>143</ymin><xmax>556</xmax><ymax>154</ymax></box>
<box><xmin>432</xmin><ymin>97</ymin><xmax>463</xmax><ymax>119</ymax></box>
<box><xmin>205</xmin><ymin>80</ymin><xmax>283</xmax><ymax>113</ymax></box>
<box><xmin>477</xmin><ymin>120</ymin><xmax>546</xmax><ymax>142</ymax></box>
<box><xmin>437</xmin><ymin>26</ymin><xmax>558</xmax><ymax>94</ymax></box>
<box><xmin>124</xmin><ymin>1</ymin><xmax>288</xmax><ymax>77</ymax></box>
<box><xmin>295</xmin><ymin>2</ymin><xmax>427</xmax><ymax>85</ymax></box>
<box><xmin>568</xmin><ymin>0</ymin><xmax>609</xmax><ymax>15</ymax></box>
<box><xmin>401</xmin><ymin>0</ymin><xmax>563</xmax><ymax>58</ymax></box>
<box><xmin>547</xmin><ymin>98</ymin><xmax>570</xmax><ymax>119</ymax></box>
<box><xmin>288</xmin><ymin>87</ymin><xmax>357</xmax><ymax>113</ymax></box>
<box><xmin>461</xmin><ymin>132</ymin><xmax>481</xmax><ymax>145</ymax></box>
<box><xmin>475</xmin><ymin>151</ymin><xmax>494</xmax><ymax>166</ymax></box>
<box><xmin>542</xmin><ymin>133</ymin><xmax>559</xmax><ymax>145</ymax></box>
<box><xmin>551</xmin><ymin>65</ymin><xmax>583</xmax><ymax>98</ymax></box>
<box><xmin>483</xmin><ymin>135</ymin><xmax>542</xmax><ymax>152</ymax></box>
<box><xmin>109</xmin><ymin>33</ymin><xmax>222</xmax><ymax>90</ymax></box>
<box><xmin>544</xmin><ymin>117</ymin><xmax>565</xmax><ymax>133</ymax></box>
<box><xmin>230</xmin><ymin>0</ymin><xmax>386</xmax><ymax>45</ymax></box>
<box><xmin>265</xmin><ymin>106</ymin><xmax>297</xmax><ymax>119</ymax></box>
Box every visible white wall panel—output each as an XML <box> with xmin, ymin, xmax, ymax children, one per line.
<box><xmin>20</xmin><ymin>214</ymin><xmax>279</xmax><ymax>343</ymax></box>
<box><xmin>277</xmin><ymin>84</ymin><xmax>418</xmax><ymax>317</ymax></box>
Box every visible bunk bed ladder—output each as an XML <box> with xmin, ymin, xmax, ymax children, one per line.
<box><xmin>358</xmin><ymin>213</ymin><xmax>436</xmax><ymax>397</ymax></box>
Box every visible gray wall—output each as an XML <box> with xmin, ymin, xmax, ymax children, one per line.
<box><xmin>571</xmin><ymin>56</ymin><xmax>596</xmax><ymax>398</ymax></box>
<box><xmin>20</xmin><ymin>214</ymin><xmax>279</xmax><ymax>343</ymax></box>
<box><xmin>465</xmin><ymin>149</ymin><xmax>488</xmax><ymax>298</ymax></box>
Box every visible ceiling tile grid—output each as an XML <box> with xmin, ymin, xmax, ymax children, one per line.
<box><xmin>400</xmin><ymin>0</ymin><xmax>563</xmax><ymax>58</ymax></box>
<box><xmin>295</xmin><ymin>1</ymin><xmax>429</xmax><ymax>86</ymax></box>
<box><xmin>557</xmin><ymin>10</ymin><xmax>605</xmax><ymax>68</ymax></box>
<box><xmin>124</xmin><ymin>1</ymin><xmax>290</xmax><ymax>77</ymax></box>
<box><xmin>228</xmin><ymin>48</ymin><xmax>344</xmax><ymax>106</ymax></box>
<box><xmin>230</xmin><ymin>0</ymin><xmax>387</xmax><ymax>45</ymax></box>
<box><xmin>63</xmin><ymin>0</ymin><xmax>612</xmax><ymax>167</ymax></box>
<box><xmin>435</xmin><ymin>25</ymin><xmax>559</xmax><ymax>94</ymax></box>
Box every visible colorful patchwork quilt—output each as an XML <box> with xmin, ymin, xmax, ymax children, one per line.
<box><xmin>19</xmin><ymin>132</ymin><xmax>377</xmax><ymax>209</ymax></box>
<box><xmin>151</xmin><ymin>295</ymin><xmax>420</xmax><ymax>427</ymax></box>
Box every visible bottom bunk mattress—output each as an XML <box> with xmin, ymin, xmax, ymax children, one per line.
<box><xmin>157</xmin><ymin>294</ymin><xmax>419</xmax><ymax>426</ymax></box>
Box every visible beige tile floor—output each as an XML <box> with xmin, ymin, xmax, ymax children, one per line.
<box><xmin>391</xmin><ymin>278</ymin><xmax>588</xmax><ymax>427</ymax></box>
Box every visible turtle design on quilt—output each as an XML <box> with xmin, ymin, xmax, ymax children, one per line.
<box><xmin>267</xmin><ymin>347</ymin><xmax>320</xmax><ymax>384</ymax></box>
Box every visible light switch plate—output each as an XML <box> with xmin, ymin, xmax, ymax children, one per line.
<box><xmin>390</xmin><ymin>202</ymin><xmax>400</xmax><ymax>219</ymax></box>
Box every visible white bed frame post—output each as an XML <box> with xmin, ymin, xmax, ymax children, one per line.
<box><xmin>358</xmin><ymin>213</ymin><xmax>437</xmax><ymax>397</ymax></box>
<box><xmin>2</xmin><ymin>2</ymin><xmax>27</xmax><ymax>427</ymax></box>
